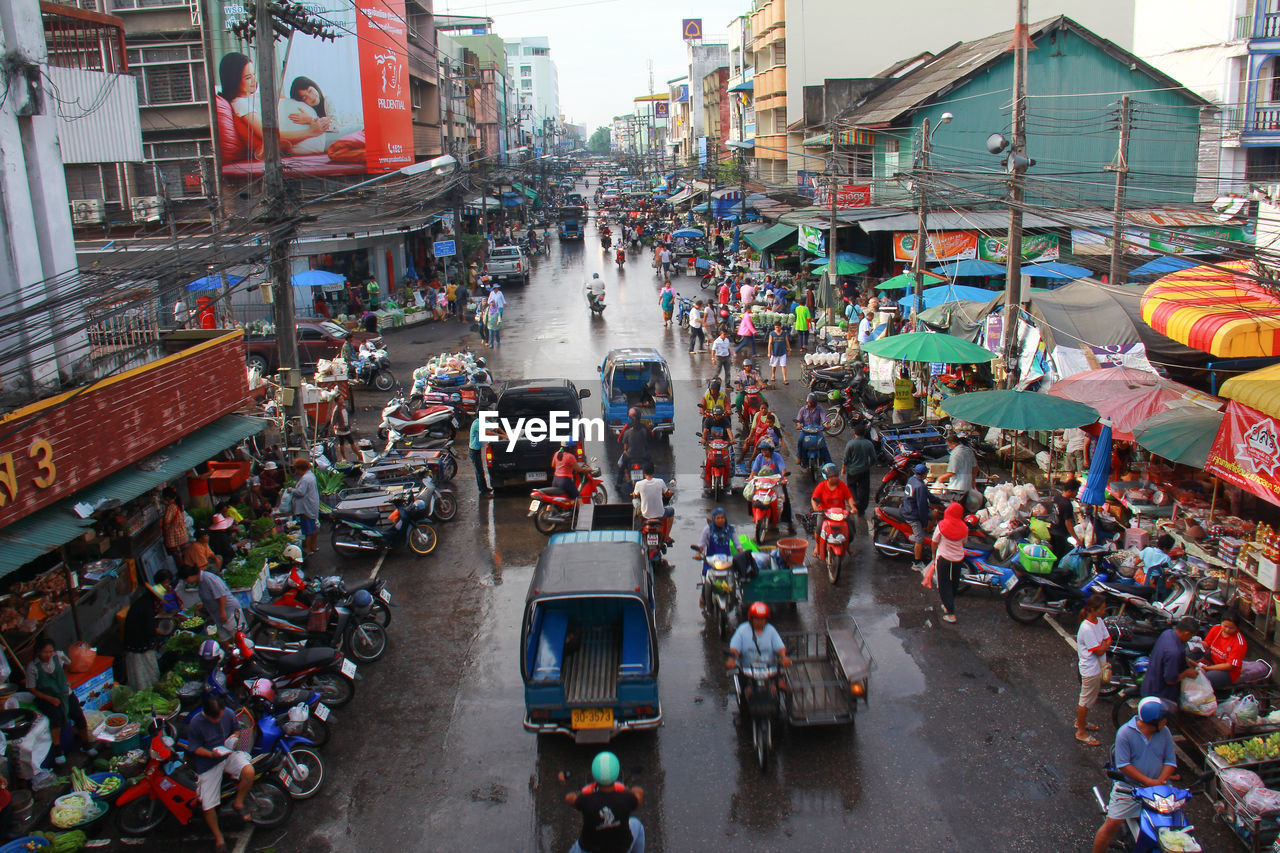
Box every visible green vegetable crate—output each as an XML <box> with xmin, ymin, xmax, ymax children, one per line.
<box><xmin>1206</xmin><ymin>735</ymin><xmax>1280</xmax><ymax>853</ymax></box>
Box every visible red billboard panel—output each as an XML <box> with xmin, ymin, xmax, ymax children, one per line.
<box><xmin>209</xmin><ymin>0</ymin><xmax>412</xmax><ymax>178</ymax></box>
<box><xmin>1206</xmin><ymin>401</ymin><xmax>1280</xmax><ymax>507</ymax></box>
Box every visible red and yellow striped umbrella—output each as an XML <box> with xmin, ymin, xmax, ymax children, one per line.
<box><xmin>1141</xmin><ymin>260</ymin><xmax>1280</xmax><ymax>358</ymax></box>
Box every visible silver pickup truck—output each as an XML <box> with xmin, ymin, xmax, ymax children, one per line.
<box><xmin>483</xmin><ymin>245</ymin><xmax>530</xmax><ymax>286</ymax></box>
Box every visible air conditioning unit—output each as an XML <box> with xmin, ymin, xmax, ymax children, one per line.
<box><xmin>69</xmin><ymin>199</ymin><xmax>105</xmax><ymax>225</ymax></box>
<box><xmin>131</xmin><ymin>195</ymin><xmax>163</xmax><ymax>223</ymax></box>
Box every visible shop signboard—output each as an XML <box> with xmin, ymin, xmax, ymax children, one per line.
<box><xmin>798</xmin><ymin>224</ymin><xmax>825</xmax><ymax>255</ymax></box>
<box><xmin>1071</xmin><ymin>225</ymin><xmax>1255</xmax><ymax>256</ymax></box>
<box><xmin>893</xmin><ymin>231</ymin><xmax>977</xmax><ymax>263</ymax></box>
<box><xmin>977</xmin><ymin>233</ymin><xmax>1059</xmax><ymax>263</ymax></box>
<box><xmin>207</xmin><ymin>0</ymin><xmax>413</xmax><ymax>178</ymax></box>
<box><xmin>1206</xmin><ymin>401</ymin><xmax>1280</xmax><ymax>508</ymax></box>
<box><xmin>433</xmin><ymin>240</ymin><xmax>456</xmax><ymax>258</ymax></box>
<box><xmin>814</xmin><ymin>184</ymin><xmax>872</xmax><ymax>209</ymax></box>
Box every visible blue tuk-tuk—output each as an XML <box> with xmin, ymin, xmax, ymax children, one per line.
<box><xmin>558</xmin><ymin>205</ymin><xmax>585</xmax><ymax>239</ymax></box>
<box><xmin>599</xmin><ymin>348</ymin><xmax>674</xmax><ymax>438</ymax></box>
<box><xmin>521</xmin><ymin>531</ymin><xmax>661</xmax><ymax>743</ymax></box>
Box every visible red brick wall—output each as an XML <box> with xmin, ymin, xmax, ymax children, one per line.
<box><xmin>0</xmin><ymin>332</ymin><xmax>249</xmax><ymax>528</ymax></box>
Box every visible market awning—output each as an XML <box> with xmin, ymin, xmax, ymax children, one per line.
<box><xmin>802</xmin><ymin>133</ymin><xmax>831</xmax><ymax>147</ymax></box>
<box><xmin>1141</xmin><ymin>260</ymin><xmax>1280</xmax><ymax>358</ymax></box>
<box><xmin>1206</xmin><ymin>401</ymin><xmax>1280</xmax><ymax>507</ymax></box>
<box><xmin>743</xmin><ymin>223</ymin><xmax>796</xmax><ymax>252</ymax></box>
<box><xmin>0</xmin><ymin>414</ymin><xmax>266</xmax><ymax>575</ymax></box>
<box><xmin>512</xmin><ymin>182</ymin><xmax>539</xmax><ymax>202</ymax></box>
<box><xmin>728</xmin><ymin>80</ymin><xmax>754</xmax><ymax>93</ymax></box>
<box><xmin>1129</xmin><ymin>256</ymin><xmax>1197</xmax><ymax>279</ymax></box>
<box><xmin>666</xmin><ymin>186</ymin><xmax>695</xmax><ymax>206</ymax></box>
<box><xmin>1221</xmin><ymin>362</ymin><xmax>1280</xmax><ymax>420</ymax></box>
<box><xmin>463</xmin><ymin>195</ymin><xmax>500</xmax><ymax>210</ymax></box>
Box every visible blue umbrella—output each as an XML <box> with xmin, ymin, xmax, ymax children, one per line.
<box><xmin>930</xmin><ymin>259</ymin><xmax>1008</xmax><ymax>277</ymax></box>
<box><xmin>1022</xmin><ymin>261</ymin><xmax>1091</xmax><ymax>280</ymax></box>
<box><xmin>1128</xmin><ymin>256</ymin><xmax>1197</xmax><ymax>279</ymax></box>
<box><xmin>672</xmin><ymin>228</ymin><xmax>704</xmax><ymax>238</ymax></box>
<box><xmin>186</xmin><ymin>274</ymin><xmax>243</xmax><ymax>291</ymax></box>
<box><xmin>730</xmin><ymin>227</ymin><xmax>740</xmax><ymax>253</ymax></box>
<box><xmin>1079</xmin><ymin>420</ymin><xmax>1113</xmax><ymax>507</ymax></box>
<box><xmin>291</xmin><ymin>269</ymin><xmax>347</xmax><ymax>288</ymax></box>
<box><xmin>808</xmin><ymin>250</ymin><xmax>874</xmax><ymax>267</ymax></box>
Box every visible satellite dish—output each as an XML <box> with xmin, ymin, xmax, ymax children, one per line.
<box><xmin>986</xmin><ymin>133</ymin><xmax>1009</xmax><ymax>155</ymax></box>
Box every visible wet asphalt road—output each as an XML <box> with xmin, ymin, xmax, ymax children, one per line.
<box><xmin>233</xmin><ymin>200</ymin><xmax>1234</xmax><ymax>853</ymax></box>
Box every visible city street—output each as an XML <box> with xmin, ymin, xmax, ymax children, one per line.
<box><xmin>243</xmin><ymin>209</ymin><xmax>1233</xmax><ymax>853</ymax></box>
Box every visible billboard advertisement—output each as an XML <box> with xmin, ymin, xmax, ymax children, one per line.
<box><xmin>1207</xmin><ymin>401</ymin><xmax>1280</xmax><ymax>508</ymax></box>
<box><xmin>893</xmin><ymin>231</ymin><xmax>978</xmax><ymax>263</ymax></box>
<box><xmin>208</xmin><ymin>0</ymin><xmax>413</xmax><ymax>178</ymax></box>
<box><xmin>977</xmin><ymin>233</ymin><xmax>1059</xmax><ymax>263</ymax></box>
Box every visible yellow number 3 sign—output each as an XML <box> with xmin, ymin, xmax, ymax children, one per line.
<box><xmin>0</xmin><ymin>439</ymin><xmax>57</xmax><ymax>507</ymax></box>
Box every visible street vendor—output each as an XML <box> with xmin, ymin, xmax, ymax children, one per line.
<box><xmin>1199</xmin><ymin>614</ymin><xmax>1272</xmax><ymax>693</ymax></box>
<box><xmin>181</xmin><ymin>562</ymin><xmax>245</xmax><ymax>640</ymax></box>
<box><xmin>25</xmin><ymin>638</ymin><xmax>93</xmax><ymax>764</ymax></box>
<box><xmin>934</xmin><ymin>432</ymin><xmax>981</xmax><ymax>512</ymax></box>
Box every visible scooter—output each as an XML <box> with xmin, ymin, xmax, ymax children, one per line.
<box><xmin>113</xmin><ymin>722</ymin><xmax>292</xmax><ymax>837</ymax></box>
<box><xmin>242</xmin><ymin>694</ymin><xmax>325</xmax><ymax>799</ymax></box>
<box><xmin>616</xmin><ymin>248</ymin><xmax>626</xmax><ymax>268</ymax></box>
<box><xmin>699</xmin><ymin>431</ymin><xmax>734</xmax><ymax>500</ymax></box>
<box><xmin>693</xmin><ymin>548</ymin><xmax>739</xmax><ymax>640</ymax></box>
<box><xmin>734</xmin><ymin>664</ymin><xmax>782</xmax><ymax>771</ymax></box>
<box><xmin>586</xmin><ymin>288</ymin><xmax>607</xmax><ymax>316</ymax></box>
<box><xmin>329</xmin><ymin>490</ymin><xmax>439</xmax><ymax>558</ymax></box>
<box><xmin>352</xmin><ymin>343</ymin><xmax>395</xmax><ymax>392</ymax></box>
<box><xmin>1091</xmin><ymin>769</ymin><xmax>1210</xmax><ymax>853</ymax></box>
<box><xmin>746</xmin><ymin>471</ymin><xmax>784</xmax><ymax>545</ymax></box>
<box><xmin>874</xmin><ymin>447</ymin><xmax>927</xmax><ymax>503</ymax></box>
<box><xmin>640</xmin><ymin>516</ymin><xmax>667</xmax><ymax>572</ymax></box>
<box><xmin>528</xmin><ymin>464</ymin><xmax>608</xmax><ymax>535</ymax></box>
<box><xmin>248</xmin><ymin>589</ymin><xmax>388</xmax><ymax>663</ymax></box>
<box><xmin>1092</xmin><ymin>563</ymin><xmax>1226</xmax><ymax>628</ymax></box>
<box><xmin>1005</xmin><ymin>548</ymin><xmax>1109</xmax><ymax>625</ymax></box>
<box><xmin>802</xmin><ymin>508</ymin><xmax>850</xmax><ymax>584</ymax></box>
<box><xmin>871</xmin><ymin>503</ymin><xmax>923</xmax><ymax>560</ymax></box>
<box><xmin>364</xmin><ymin>436</ymin><xmax>458</xmax><ymax>483</ymax></box>
<box><xmin>377</xmin><ymin>396</ymin><xmax>457</xmax><ymax>441</ymax></box>
<box><xmin>737</xmin><ymin>379</ymin><xmax>764</xmax><ymax>435</ymax></box>
<box><xmin>675</xmin><ymin>296</ymin><xmax>694</xmax><ymax>328</ymax></box>
<box><xmin>187</xmin><ymin>651</ymin><xmax>334</xmax><ymax>748</ymax></box>
<box><xmin>224</xmin><ymin>632</ymin><xmax>358</xmax><ymax>709</ymax></box>
<box><xmin>795</xmin><ymin>426</ymin><xmax>831</xmax><ymax>479</ymax></box>
<box><xmin>266</xmin><ymin>569</ymin><xmax>393</xmax><ymax>629</ymax></box>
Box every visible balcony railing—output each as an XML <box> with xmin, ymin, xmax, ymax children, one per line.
<box><xmin>1263</xmin><ymin>12</ymin><xmax>1280</xmax><ymax>38</ymax></box>
<box><xmin>1237</xmin><ymin>14</ymin><xmax>1253</xmax><ymax>40</ymax></box>
<box><xmin>1251</xmin><ymin>107</ymin><xmax>1280</xmax><ymax>131</ymax></box>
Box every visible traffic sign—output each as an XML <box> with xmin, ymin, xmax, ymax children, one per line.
<box><xmin>433</xmin><ymin>240</ymin><xmax>457</xmax><ymax>257</ymax></box>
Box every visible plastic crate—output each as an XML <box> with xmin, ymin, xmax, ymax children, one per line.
<box><xmin>743</xmin><ymin>568</ymin><xmax>793</xmax><ymax>603</ymax></box>
<box><xmin>1019</xmin><ymin>543</ymin><xmax>1057</xmax><ymax>575</ymax></box>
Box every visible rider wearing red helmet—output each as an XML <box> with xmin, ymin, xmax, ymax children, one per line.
<box><xmin>726</xmin><ymin>602</ymin><xmax>791</xmax><ymax>672</ymax></box>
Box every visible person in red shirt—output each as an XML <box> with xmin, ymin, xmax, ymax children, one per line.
<box><xmin>809</xmin><ymin>463</ymin><xmax>855</xmax><ymax>551</ymax></box>
<box><xmin>717</xmin><ymin>280</ymin><xmax>731</xmax><ymax>306</ymax></box>
<box><xmin>550</xmin><ymin>440</ymin><xmax>591</xmax><ymax>501</ymax></box>
<box><xmin>1201</xmin><ymin>614</ymin><xmax>1256</xmax><ymax>692</ymax></box>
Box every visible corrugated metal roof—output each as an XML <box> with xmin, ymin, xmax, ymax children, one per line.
<box><xmin>858</xmin><ymin>210</ymin><xmax>1064</xmax><ymax>232</ymax></box>
<box><xmin>49</xmin><ymin>66</ymin><xmax>142</xmax><ymax>165</ymax></box>
<box><xmin>0</xmin><ymin>415</ymin><xmax>266</xmax><ymax>575</ymax></box>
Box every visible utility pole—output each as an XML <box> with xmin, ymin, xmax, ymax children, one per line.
<box><xmin>255</xmin><ymin>0</ymin><xmax>302</xmax><ymax>426</ymax></box>
<box><xmin>1002</xmin><ymin>0</ymin><xmax>1030</xmax><ymax>388</ymax></box>
<box><xmin>826</xmin><ymin>119</ymin><xmax>840</xmax><ymax>307</ymax></box>
<box><xmin>912</xmin><ymin>117</ymin><xmax>932</xmax><ymax>320</ymax></box>
<box><xmin>1107</xmin><ymin>94</ymin><xmax>1132</xmax><ymax>285</ymax></box>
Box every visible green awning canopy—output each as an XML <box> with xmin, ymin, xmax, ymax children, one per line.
<box><xmin>743</xmin><ymin>223</ymin><xmax>796</xmax><ymax>252</ymax></box>
<box><xmin>0</xmin><ymin>414</ymin><xmax>266</xmax><ymax>575</ymax></box>
<box><xmin>802</xmin><ymin>133</ymin><xmax>831</xmax><ymax>147</ymax></box>
<box><xmin>512</xmin><ymin>182</ymin><xmax>539</xmax><ymax>202</ymax></box>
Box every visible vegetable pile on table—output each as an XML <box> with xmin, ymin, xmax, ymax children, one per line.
<box><xmin>31</xmin><ymin>830</ymin><xmax>88</xmax><ymax>852</ymax></box>
<box><xmin>162</xmin><ymin>631</ymin><xmax>200</xmax><ymax>655</ymax></box>
<box><xmin>117</xmin><ymin>687</ymin><xmax>178</xmax><ymax>722</ymax></box>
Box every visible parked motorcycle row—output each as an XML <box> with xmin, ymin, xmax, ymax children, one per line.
<box><xmin>113</xmin><ymin>566</ymin><xmax>396</xmax><ymax>839</ymax></box>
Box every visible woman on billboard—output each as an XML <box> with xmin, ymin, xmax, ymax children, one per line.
<box><xmin>215</xmin><ymin>55</ymin><xmax>334</xmax><ymax>162</ymax></box>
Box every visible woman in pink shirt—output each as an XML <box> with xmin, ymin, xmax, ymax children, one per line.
<box><xmin>925</xmin><ymin>502</ymin><xmax>969</xmax><ymax>623</ymax></box>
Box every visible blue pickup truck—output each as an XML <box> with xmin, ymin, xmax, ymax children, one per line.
<box><xmin>521</xmin><ymin>531</ymin><xmax>661</xmax><ymax>743</ymax></box>
<box><xmin>599</xmin><ymin>348</ymin><xmax>674</xmax><ymax>439</ymax></box>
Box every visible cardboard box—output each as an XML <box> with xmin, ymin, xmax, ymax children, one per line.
<box><xmin>1257</xmin><ymin>556</ymin><xmax>1278</xmax><ymax>591</ymax></box>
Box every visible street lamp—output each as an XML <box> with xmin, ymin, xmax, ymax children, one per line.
<box><xmin>307</xmin><ymin>154</ymin><xmax>458</xmax><ymax>206</ymax></box>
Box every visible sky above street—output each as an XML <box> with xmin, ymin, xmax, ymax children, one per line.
<box><xmin>438</xmin><ymin>0</ymin><xmax>747</xmax><ymax>133</ymax></box>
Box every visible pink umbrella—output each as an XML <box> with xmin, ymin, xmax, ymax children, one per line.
<box><xmin>1047</xmin><ymin>367</ymin><xmax>1167</xmax><ymax>405</ymax></box>
<box><xmin>1049</xmin><ymin>368</ymin><xmax>1222</xmax><ymax>442</ymax></box>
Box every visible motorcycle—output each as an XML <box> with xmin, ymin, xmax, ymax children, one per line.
<box><xmin>809</xmin><ymin>508</ymin><xmax>851</xmax><ymax>584</ymax></box>
<box><xmin>694</xmin><ymin>549</ymin><xmax>739</xmax><ymax>640</ymax></box>
<box><xmin>601</xmin><ymin>234</ymin><xmax>612</xmax><ymax>251</ymax></box>
<box><xmin>329</xmin><ymin>490</ymin><xmax>439</xmax><ymax>558</ymax></box>
<box><xmin>675</xmin><ymin>296</ymin><xmax>695</xmax><ymax>328</ymax></box>
<box><xmin>871</xmin><ymin>503</ymin><xmax>924</xmax><ymax>560</ymax></box>
<box><xmin>640</xmin><ymin>516</ymin><xmax>667</xmax><ymax>573</ymax></box>
<box><xmin>377</xmin><ymin>396</ymin><xmax>457</xmax><ymax>442</ymax></box>
<box><xmin>528</xmin><ymin>463</ymin><xmax>608</xmax><ymax>535</ymax></box>
<box><xmin>248</xmin><ymin>588</ymin><xmax>388</xmax><ymax>663</ymax></box>
<box><xmin>795</xmin><ymin>426</ymin><xmax>831</xmax><ymax>479</ymax></box>
<box><xmin>352</xmin><ymin>344</ymin><xmax>395</xmax><ymax>392</ymax></box>
<box><xmin>114</xmin><ymin>721</ymin><xmax>292</xmax><ymax>837</ymax></box>
<box><xmin>240</xmin><ymin>694</ymin><xmax>325</xmax><ymax>799</ymax></box>
<box><xmin>225</xmin><ymin>631</ymin><xmax>358</xmax><ymax>709</ymax></box>
<box><xmin>616</xmin><ymin>248</ymin><xmax>626</xmax><ymax>268</ymax></box>
<box><xmin>699</xmin><ymin>431</ymin><xmax>734</xmax><ymax>500</ymax></box>
<box><xmin>737</xmin><ymin>379</ymin><xmax>764</xmax><ymax>434</ymax></box>
<box><xmin>1092</xmin><ymin>562</ymin><xmax>1226</xmax><ymax>628</ymax></box>
<box><xmin>188</xmin><ymin>651</ymin><xmax>334</xmax><ymax>748</ymax></box>
<box><xmin>734</xmin><ymin>664</ymin><xmax>782</xmax><ymax>771</ymax></box>
<box><xmin>745</xmin><ymin>471</ymin><xmax>784</xmax><ymax>545</ymax></box>
<box><xmin>874</xmin><ymin>447</ymin><xmax>927</xmax><ymax>503</ymax></box>
<box><xmin>266</xmin><ymin>569</ymin><xmax>393</xmax><ymax>629</ymax></box>
<box><xmin>1091</xmin><ymin>769</ymin><xmax>1211</xmax><ymax>853</ymax></box>
<box><xmin>364</xmin><ymin>436</ymin><xmax>458</xmax><ymax>483</ymax></box>
<box><xmin>1005</xmin><ymin>548</ymin><xmax>1109</xmax><ymax>625</ymax></box>
<box><xmin>586</xmin><ymin>287</ymin><xmax>607</xmax><ymax>316</ymax></box>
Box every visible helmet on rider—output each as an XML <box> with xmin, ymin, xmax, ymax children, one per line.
<box><xmin>199</xmin><ymin>639</ymin><xmax>223</xmax><ymax>662</ymax></box>
<box><xmin>748</xmin><ymin>601</ymin><xmax>770</xmax><ymax>621</ymax></box>
<box><xmin>828</xmin><ymin>389</ymin><xmax>842</xmax><ymax>402</ymax></box>
<box><xmin>742</xmin><ymin>358</ymin><xmax>754</xmax><ymax>370</ymax></box>
<box><xmin>591</xmin><ymin>751</ymin><xmax>621</xmax><ymax>786</ymax></box>
<box><xmin>913</xmin><ymin>463</ymin><xmax>928</xmax><ymax>475</ymax></box>
<box><xmin>592</xmin><ymin>273</ymin><xmax>600</xmax><ymax>279</ymax></box>
<box><xmin>250</xmin><ymin>678</ymin><xmax>276</xmax><ymax>703</ymax></box>
<box><xmin>757</xmin><ymin>440</ymin><xmax>774</xmax><ymax>455</ymax></box>
<box><xmin>709</xmin><ymin>378</ymin><xmax>721</xmax><ymax>392</ymax></box>
<box><xmin>822</xmin><ymin>462</ymin><xmax>839</xmax><ymax>479</ymax></box>
<box><xmin>282</xmin><ymin>544</ymin><xmax>304</xmax><ymax>564</ymax></box>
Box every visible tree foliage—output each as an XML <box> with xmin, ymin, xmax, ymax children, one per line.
<box><xmin>588</xmin><ymin>126</ymin><xmax>612</xmax><ymax>154</ymax></box>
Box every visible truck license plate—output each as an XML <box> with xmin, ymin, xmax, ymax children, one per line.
<box><xmin>525</xmin><ymin>472</ymin><xmax>546</xmax><ymax>482</ymax></box>
<box><xmin>340</xmin><ymin>659</ymin><xmax>357</xmax><ymax>679</ymax></box>
<box><xmin>570</xmin><ymin>708</ymin><xmax>614</xmax><ymax>730</ymax></box>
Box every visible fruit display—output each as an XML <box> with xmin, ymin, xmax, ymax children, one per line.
<box><xmin>180</xmin><ymin>615</ymin><xmax>204</xmax><ymax>630</ymax></box>
<box><xmin>1213</xmin><ymin>733</ymin><xmax>1280</xmax><ymax>765</ymax></box>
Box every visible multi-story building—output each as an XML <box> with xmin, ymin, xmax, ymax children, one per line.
<box><xmin>504</xmin><ymin>36</ymin><xmax>560</xmax><ymax>154</ymax></box>
<box><xmin>612</xmin><ymin>115</ymin><xmax>634</xmax><ymax>154</ymax></box>
<box><xmin>703</xmin><ymin>66</ymin><xmax>732</xmax><ymax>161</ymax></box>
<box><xmin>667</xmin><ymin>76</ymin><xmax>691</xmax><ymax>166</ymax></box>
<box><xmin>726</xmin><ymin>13</ymin><xmax>755</xmax><ymax>153</ymax></box>
<box><xmin>632</xmin><ymin>94</ymin><xmax>669</xmax><ymax>164</ymax></box>
<box><xmin>448</xmin><ymin>31</ymin><xmax>513</xmax><ymax>161</ymax></box>
<box><xmin>682</xmin><ymin>41</ymin><xmax>729</xmax><ymax>168</ymax></box>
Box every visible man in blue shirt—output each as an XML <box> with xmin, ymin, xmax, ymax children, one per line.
<box><xmin>469</xmin><ymin>415</ymin><xmax>492</xmax><ymax>497</ymax></box>
<box><xmin>902</xmin><ymin>463</ymin><xmax>941</xmax><ymax>572</ymax></box>
<box><xmin>1140</xmin><ymin>617</ymin><xmax>1198</xmax><ymax>703</ymax></box>
<box><xmin>187</xmin><ymin>694</ymin><xmax>255</xmax><ymax>853</ymax></box>
<box><xmin>1093</xmin><ymin>696</ymin><xmax>1178</xmax><ymax>853</ymax></box>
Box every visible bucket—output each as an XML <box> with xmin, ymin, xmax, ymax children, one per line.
<box><xmin>776</xmin><ymin>538</ymin><xmax>808</xmax><ymax>567</ymax></box>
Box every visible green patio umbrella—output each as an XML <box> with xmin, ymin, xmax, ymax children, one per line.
<box><xmin>941</xmin><ymin>390</ymin><xmax>1098</xmax><ymax>431</ymax></box>
<box><xmin>876</xmin><ymin>270</ymin><xmax>945</xmax><ymax>291</ymax></box>
<box><xmin>860</xmin><ymin>331</ymin><xmax>996</xmax><ymax>364</ymax></box>
<box><xmin>1132</xmin><ymin>406</ymin><xmax>1225</xmax><ymax>468</ymax></box>
<box><xmin>811</xmin><ymin>260</ymin><xmax>869</xmax><ymax>277</ymax></box>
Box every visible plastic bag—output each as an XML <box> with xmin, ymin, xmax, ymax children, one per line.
<box><xmin>67</xmin><ymin>641</ymin><xmax>96</xmax><ymax>674</ymax></box>
<box><xmin>1221</xmin><ymin>767</ymin><xmax>1265</xmax><ymax>797</ymax></box>
<box><xmin>1180</xmin><ymin>671</ymin><xmax>1218</xmax><ymax>716</ymax></box>
<box><xmin>1235</xmin><ymin>694</ymin><xmax>1261</xmax><ymax>726</ymax></box>
<box><xmin>1243</xmin><ymin>786</ymin><xmax>1280</xmax><ymax>818</ymax></box>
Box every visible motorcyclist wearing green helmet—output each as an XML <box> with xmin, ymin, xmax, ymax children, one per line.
<box><xmin>559</xmin><ymin>751</ymin><xmax>645</xmax><ymax>853</ymax></box>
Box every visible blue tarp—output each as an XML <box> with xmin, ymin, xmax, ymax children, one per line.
<box><xmin>809</xmin><ymin>251</ymin><xmax>874</xmax><ymax>267</ymax></box>
<box><xmin>291</xmin><ymin>270</ymin><xmax>346</xmax><ymax>288</ymax></box>
<box><xmin>930</xmin><ymin>259</ymin><xmax>1008</xmax><ymax>277</ymax></box>
<box><xmin>1022</xmin><ymin>261</ymin><xmax>1091</xmax><ymax>280</ymax></box>
<box><xmin>187</xmin><ymin>274</ymin><xmax>243</xmax><ymax>291</ymax></box>
<box><xmin>1128</xmin><ymin>256</ymin><xmax>1197</xmax><ymax>278</ymax></box>
<box><xmin>897</xmin><ymin>284</ymin><xmax>1001</xmax><ymax>313</ymax></box>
